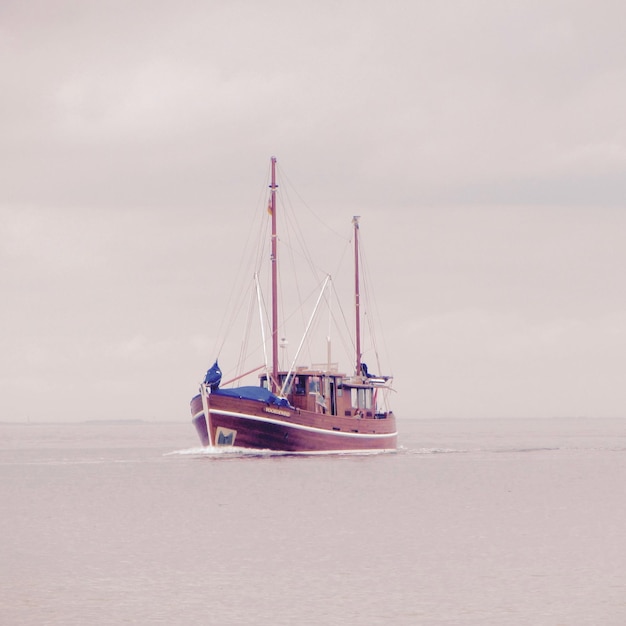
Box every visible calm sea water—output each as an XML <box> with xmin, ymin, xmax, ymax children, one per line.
<box><xmin>1</xmin><ymin>418</ymin><xmax>625</xmax><ymax>625</ymax></box>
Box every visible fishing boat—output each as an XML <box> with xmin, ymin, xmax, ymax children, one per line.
<box><xmin>190</xmin><ymin>157</ymin><xmax>397</xmax><ymax>452</ymax></box>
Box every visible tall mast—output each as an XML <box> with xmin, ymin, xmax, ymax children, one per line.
<box><xmin>353</xmin><ymin>215</ymin><xmax>362</xmax><ymax>377</ymax></box>
<box><xmin>270</xmin><ymin>157</ymin><xmax>279</xmax><ymax>392</ymax></box>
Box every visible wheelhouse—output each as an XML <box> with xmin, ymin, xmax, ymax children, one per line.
<box><xmin>260</xmin><ymin>366</ymin><xmax>391</xmax><ymax>419</ymax></box>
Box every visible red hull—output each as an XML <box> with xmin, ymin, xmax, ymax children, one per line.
<box><xmin>190</xmin><ymin>393</ymin><xmax>397</xmax><ymax>453</ymax></box>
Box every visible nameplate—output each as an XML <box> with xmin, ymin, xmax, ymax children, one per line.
<box><xmin>264</xmin><ymin>407</ymin><xmax>291</xmax><ymax>418</ymax></box>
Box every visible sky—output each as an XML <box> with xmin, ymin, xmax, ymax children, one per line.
<box><xmin>2</xmin><ymin>0</ymin><xmax>626</xmax><ymax>422</ymax></box>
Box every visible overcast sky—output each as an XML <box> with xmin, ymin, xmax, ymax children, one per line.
<box><xmin>2</xmin><ymin>1</ymin><xmax>626</xmax><ymax>423</ymax></box>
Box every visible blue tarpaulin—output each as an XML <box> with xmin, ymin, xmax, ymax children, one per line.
<box><xmin>212</xmin><ymin>386</ymin><xmax>291</xmax><ymax>407</ymax></box>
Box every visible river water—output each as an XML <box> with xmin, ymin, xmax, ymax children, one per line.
<box><xmin>1</xmin><ymin>418</ymin><xmax>625</xmax><ymax>625</ymax></box>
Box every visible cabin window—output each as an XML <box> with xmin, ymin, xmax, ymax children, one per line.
<box><xmin>309</xmin><ymin>377</ymin><xmax>320</xmax><ymax>394</ymax></box>
<box><xmin>351</xmin><ymin>388</ymin><xmax>372</xmax><ymax>409</ymax></box>
<box><xmin>294</xmin><ymin>376</ymin><xmax>305</xmax><ymax>395</ymax></box>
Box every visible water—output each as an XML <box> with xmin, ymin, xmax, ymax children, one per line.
<box><xmin>1</xmin><ymin>418</ymin><xmax>625</xmax><ymax>625</ymax></box>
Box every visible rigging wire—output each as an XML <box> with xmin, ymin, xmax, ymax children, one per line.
<box><xmin>276</xmin><ymin>164</ymin><xmax>326</xmax><ymax>365</ymax></box>
<box><xmin>277</xmin><ymin>164</ymin><xmax>347</xmax><ymax>242</ymax></box>
<box><xmin>358</xmin><ymin>226</ymin><xmax>394</xmax><ymax>379</ymax></box>
<box><xmin>205</xmin><ymin>159</ymin><xmax>393</xmax><ymax>390</ymax></box>
<box><xmin>213</xmin><ymin>167</ymin><xmax>272</xmax><ymax>363</ymax></box>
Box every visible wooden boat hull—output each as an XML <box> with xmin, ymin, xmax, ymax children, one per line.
<box><xmin>190</xmin><ymin>393</ymin><xmax>397</xmax><ymax>453</ymax></box>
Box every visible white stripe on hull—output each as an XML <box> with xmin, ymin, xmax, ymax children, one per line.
<box><xmin>210</xmin><ymin>408</ymin><xmax>397</xmax><ymax>439</ymax></box>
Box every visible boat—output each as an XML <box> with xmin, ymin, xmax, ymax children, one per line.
<box><xmin>190</xmin><ymin>157</ymin><xmax>397</xmax><ymax>452</ymax></box>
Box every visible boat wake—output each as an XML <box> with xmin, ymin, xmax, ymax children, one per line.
<box><xmin>165</xmin><ymin>446</ymin><xmax>397</xmax><ymax>459</ymax></box>
<box><xmin>400</xmin><ymin>446</ymin><xmax>467</xmax><ymax>455</ymax></box>
<box><xmin>165</xmin><ymin>445</ymin><xmax>283</xmax><ymax>459</ymax></box>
